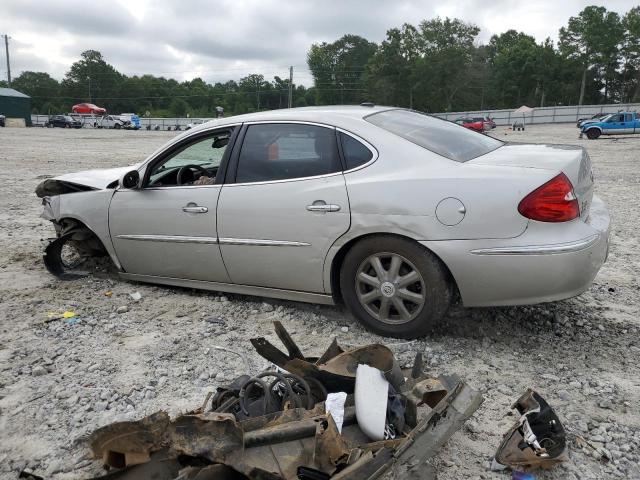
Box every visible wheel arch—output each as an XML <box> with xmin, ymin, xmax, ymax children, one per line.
<box><xmin>326</xmin><ymin>232</ymin><xmax>460</xmax><ymax>304</ymax></box>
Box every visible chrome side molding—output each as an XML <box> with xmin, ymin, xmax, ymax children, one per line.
<box><xmin>470</xmin><ymin>234</ymin><xmax>600</xmax><ymax>256</ymax></box>
<box><xmin>116</xmin><ymin>234</ymin><xmax>218</xmax><ymax>244</ymax></box>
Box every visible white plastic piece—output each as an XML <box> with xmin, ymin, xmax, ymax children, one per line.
<box><xmin>355</xmin><ymin>364</ymin><xmax>389</xmax><ymax>441</ymax></box>
<box><xmin>325</xmin><ymin>392</ymin><xmax>348</xmax><ymax>433</ymax></box>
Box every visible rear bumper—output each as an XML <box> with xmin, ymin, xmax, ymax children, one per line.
<box><xmin>421</xmin><ymin>195</ymin><xmax>610</xmax><ymax>307</ymax></box>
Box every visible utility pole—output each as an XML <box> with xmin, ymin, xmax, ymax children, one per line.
<box><xmin>288</xmin><ymin>66</ymin><xmax>293</xmax><ymax>108</ymax></box>
<box><xmin>2</xmin><ymin>35</ymin><xmax>11</xmax><ymax>88</ymax></box>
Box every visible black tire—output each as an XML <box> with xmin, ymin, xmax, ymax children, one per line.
<box><xmin>114</xmin><ymin>123</ymin><xmax>121</xmax><ymax>130</ymax></box>
<box><xmin>340</xmin><ymin>235</ymin><xmax>452</xmax><ymax>339</ymax></box>
<box><xmin>586</xmin><ymin>128</ymin><xmax>600</xmax><ymax>140</ymax></box>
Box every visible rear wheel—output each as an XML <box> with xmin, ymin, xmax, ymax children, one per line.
<box><xmin>340</xmin><ymin>236</ymin><xmax>452</xmax><ymax>339</ymax></box>
<box><xmin>586</xmin><ymin>128</ymin><xmax>601</xmax><ymax>139</ymax></box>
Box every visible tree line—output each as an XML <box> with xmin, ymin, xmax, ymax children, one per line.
<box><xmin>2</xmin><ymin>5</ymin><xmax>639</xmax><ymax>116</ymax></box>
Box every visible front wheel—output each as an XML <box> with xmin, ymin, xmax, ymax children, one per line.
<box><xmin>586</xmin><ymin>128</ymin><xmax>601</xmax><ymax>140</ymax></box>
<box><xmin>114</xmin><ymin>123</ymin><xmax>121</xmax><ymax>130</ymax></box>
<box><xmin>340</xmin><ymin>236</ymin><xmax>452</xmax><ymax>339</ymax></box>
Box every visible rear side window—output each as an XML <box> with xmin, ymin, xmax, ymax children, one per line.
<box><xmin>236</xmin><ymin>123</ymin><xmax>341</xmax><ymax>183</ymax></box>
<box><xmin>339</xmin><ymin>132</ymin><xmax>373</xmax><ymax>170</ymax></box>
<box><xmin>366</xmin><ymin>109</ymin><xmax>502</xmax><ymax>162</ymax></box>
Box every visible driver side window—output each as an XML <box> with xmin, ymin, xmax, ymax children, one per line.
<box><xmin>146</xmin><ymin>130</ymin><xmax>233</xmax><ymax>187</ymax></box>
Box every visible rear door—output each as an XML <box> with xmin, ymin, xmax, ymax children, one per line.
<box><xmin>216</xmin><ymin>122</ymin><xmax>350</xmax><ymax>293</ymax></box>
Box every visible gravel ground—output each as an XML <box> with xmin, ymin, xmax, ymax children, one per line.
<box><xmin>0</xmin><ymin>124</ymin><xmax>638</xmax><ymax>480</ymax></box>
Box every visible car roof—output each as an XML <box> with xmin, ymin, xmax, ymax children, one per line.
<box><xmin>190</xmin><ymin>105</ymin><xmax>395</xmax><ymax>132</ymax></box>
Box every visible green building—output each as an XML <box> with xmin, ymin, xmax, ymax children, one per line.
<box><xmin>0</xmin><ymin>88</ymin><xmax>32</xmax><ymax>126</ymax></box>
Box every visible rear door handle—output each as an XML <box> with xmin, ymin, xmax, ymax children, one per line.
<box><xmin>306</xmin><ymin>204</ymin><xmax>341</xmax><ymax>212</ymax></box>
<box><xmin>182</xmin><ymin>205</ymin><xmax>208</xmax><ymax>213</ymax></box>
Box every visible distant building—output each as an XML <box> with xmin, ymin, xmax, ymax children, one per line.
<box><xmin>0</xmin><ymin>88</ymin><xmax>32</xmax><ymax>126</ymax></box>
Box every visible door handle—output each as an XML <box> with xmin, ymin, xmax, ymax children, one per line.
<box><xmin>182</xmin><ymin>205</ymin><xmax>208</xmax><ymax>214</ymax></box>
<box><xmin>306</xmin><ymin>203</ymin><xmax>341</xmax><ymax>212</ymax></box>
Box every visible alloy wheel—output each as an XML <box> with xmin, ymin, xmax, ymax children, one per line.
<box><xmin>355</xmin><ymin>252</ymin><xmax>426</xmax><ymax>325</ymax></box>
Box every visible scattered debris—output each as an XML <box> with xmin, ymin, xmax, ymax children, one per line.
<box><xmin>492</xmin><ymin>389</ymin><xmax>567</xmax><ymax>472</ymax></box>
<box><xmin>73</xmin><ymin>321</ymin><xmax>483</xmax><ymax>479</ymax></box>
<box><xmin>44</xmin><ymin>310</ymin><xmax>76</xmax><ymax>323</ymax></box>
<box><xmin>129</xmin><ymin>292</ymin><xmax>142</xmax><ymax>302</ymax></box>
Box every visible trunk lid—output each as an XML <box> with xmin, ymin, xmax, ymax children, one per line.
<box><xmin>468</xmin><ymin>143</ymin><xmax>594</xmax><ymax>219</ymax></box>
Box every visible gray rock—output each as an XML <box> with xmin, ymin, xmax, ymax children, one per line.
<box><xmin>116</xmin><ymin>305</ymin><xmax>129</xmax><ymax>314</ymax></box>
<box><xmin>94</xmin><ymin>401</ymin><xmax>108</xmax><ymax>412</ymax></box>
<box><xmin>261</xmin><ymin>302</ymin><xmax>274</xmax><ymax>312</ymax></box>
<box><xmin>557</xmin><ymin>389</ymin><xmax>571</xmax><ymax>401</ymax></box>
<box><xmin>540</xmin><ymin>373</ymin><xmax>560</xmax><ymax>382</ymax></box>
<box><xmin>32</xmin><ymin>365</ymin><xmax>47</xmax><ymax>376</ymax></box>
<box><xmin>341</xmin><ymin>326</ymin><xmax>349</xmax><ymax>333</ymax></box>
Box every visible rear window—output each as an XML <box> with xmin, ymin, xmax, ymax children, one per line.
<box><xmin>365</xmin><ymin>109</ymin><xmax>503</xmax><ymax>162</ymax></box>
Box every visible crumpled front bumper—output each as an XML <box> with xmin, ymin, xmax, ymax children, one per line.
<box><xmin>422</xmin><ymin>195</ymin><xmax>611</xmax><ymax>307</ymax></box>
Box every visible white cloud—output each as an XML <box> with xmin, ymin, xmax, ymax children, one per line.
<box><xmin>0</xmin><ymin>0</ymin><xmax>636</xmax><ymax>86</ymax></box>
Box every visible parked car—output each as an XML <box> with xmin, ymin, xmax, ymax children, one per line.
<box><xmin>454</xmin><ymin>117</ymin><xmax>485</xmax><ymax>132</ymax></box>
<box><xmin>0</xmin><ymin>114</ymin><xmax>5</xmax><ymax>127</ymax></box>
<box><xmin>118</xmin><ymin>113</ymin><xmax>141</xmax><ymax>130</ymax></box>
<box><xmin>186</xmin><ymin>119</ymin><xmax>207</xmax><ymax>130</ymax></box>
<box><xmin>72</xmin><ymin>103</ymin><xmax>107</xmax><ymax>115</ymax></box>
<box><xmin>472</xmin><ymin>116</ymin><xmax>496</xmax><ymax>130</ymax></box>
<box><xmin>93</xmin><ymin>115</ymin><xmax>129</xmax><ymax>129</ymax></box>
<box><xmin>576</xmin><ymin>113</ymin><xmax>613</xmax><ymax>128</ymax></box>
<box><xmin>45</xmin><ymin>115</ymin><xmax>82</xmax><ymax>128</ymax></box>
<box><xmin>580</xmin><ymin>111</ymin><xmax>640</xmax><ymax>139</ymax></box>
<box><xmin>36</xmin><ymin>106</ymin><xmax>610</xmax><ymax>339</ymax></box>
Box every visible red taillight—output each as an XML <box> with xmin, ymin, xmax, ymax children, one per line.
<box><xmin>518</xmin><ymin>173</ymin><xmax>579</xmax><ymax>222</ymax></box>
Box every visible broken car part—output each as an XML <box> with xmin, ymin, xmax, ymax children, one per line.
<box><xmin>492</xmin><ymin>389</ymin><xmax>567</xmax><ymax>471</ymax></box>
<box><xmin>71</xmin><ymin>322</ymin><xmax>483</xmax><ymax>479</ymax></box>
<box><xmin>355</xmin><ymin>364</ymin><xmax>389</xmax><ymax>441</ymax></box>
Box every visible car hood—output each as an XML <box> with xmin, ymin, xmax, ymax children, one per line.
<box><xmin>53</xmin><ymin>164</ymin><xmax>141</xmax><ymax>189</ymax></box>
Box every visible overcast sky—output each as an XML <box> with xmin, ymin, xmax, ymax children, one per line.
<box><xmin>1</xmin><ymin>0</ymin><xmax>637</xmax><ymax>86</ymax></box>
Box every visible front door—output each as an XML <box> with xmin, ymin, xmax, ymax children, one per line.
<box><xmin>217</xmin><ymin>122</ymin><xmax>350</xmax><ymax>293</ymax></box>
<box><xmin>109</xmin><ymin>129</ymin><xmax>235</xmax><ymax>282</ymax></box>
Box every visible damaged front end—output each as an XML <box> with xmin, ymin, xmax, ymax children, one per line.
<box><xmin>37</xmin><ymin>179</ymin><xmax>115</xmax><ymax>279</ymax></box>
<box><xmin>83</xmin><ymin>322</ymin><xmax>484</xmax><ymax>480</ymax></box>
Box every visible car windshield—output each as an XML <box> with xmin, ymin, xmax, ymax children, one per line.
<box><xmin>64</xmin><ymin>116</ymin><xmax>73</xmax><ymax>121</ymax></box>
<box><xmin>366</xmin><ymin>109</ymin><xmax>502</xmax><ymax>162</ymax></box>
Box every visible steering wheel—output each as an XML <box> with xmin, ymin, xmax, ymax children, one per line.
<box><xmin>176</xmin><ymin>164</ymin><xmax>210</xmax><ymax>185</ymax></box>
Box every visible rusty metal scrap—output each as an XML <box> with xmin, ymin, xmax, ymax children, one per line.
<box><xmin>492</xmin><ymin>389</ymin><xmax>567</xmax><ymax>471</ymax></box>
<box><xmin>81</xmin><ymin>322</ymin><xmax>483</xmax><ymax>479</ymax></box>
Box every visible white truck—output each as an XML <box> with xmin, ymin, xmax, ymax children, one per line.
<box><xmin>93</xmin><ymin>115</ymin><xmax>129</xmax><ymax>129</ymax></box>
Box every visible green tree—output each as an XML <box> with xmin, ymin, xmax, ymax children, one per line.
<box><xmin>308</xmin><ymin>34</ymin><xmax>377</xmax><ymax>105</ymax></box>
<box><xmin>621</xmin><ymin>6</ymin><xmax>640</xmax><ymax>101</ymax></box>
<box><xmin>413</xmin><ymin>18</ymin><xmax>480</xmax><ymax>111</ymax></box>
<box><xmin>559</xmin><ymin>6</ymin><xmax>624</xmax><ymax>104</ymax></box>
<box><xmin>60</xmin><ymin>50</ymin><xmax>123</xmax><ymax>111</ymax></box>
<box><xmin>365</xmin><ymin>24</ymin><xmax>421</xmax><ymax>108</ymax></box>
<box><xmin>11</xmin><ymin>71</ymin><xmax>60</xmax><ymax>113</ymax></box>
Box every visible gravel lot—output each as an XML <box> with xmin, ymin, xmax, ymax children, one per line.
<box><xmin>0</xmin><ymin>124</ymin><xmax>638</xmax><ymax>479</ymax></box>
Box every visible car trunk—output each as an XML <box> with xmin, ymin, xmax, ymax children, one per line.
<box><xmin>468</xmin><ymin>143</ymin><xmax>594</xmax><ymax>220</ymax></box>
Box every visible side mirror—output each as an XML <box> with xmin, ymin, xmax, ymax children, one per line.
<box><xmin>120</xmin><ymin>170</ymin><xmax>140</xmax><ymax>189</ymax></box>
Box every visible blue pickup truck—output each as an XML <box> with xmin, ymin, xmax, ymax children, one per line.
<box><xmin>580</xmin><ymin>111</ymin><xmax>640</xmax><ymax>139</ymax></box>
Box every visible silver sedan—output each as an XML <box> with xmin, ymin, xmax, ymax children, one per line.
<box><xmin>37</xmin><ymin>106</ymin><xmax>610</xmax><ymax>338</ymax></box>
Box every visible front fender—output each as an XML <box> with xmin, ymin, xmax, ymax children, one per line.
<box><xmin>42</xmin><ymin>190</ymin><xmax>122</xmax><ymax>270</ymax></box>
